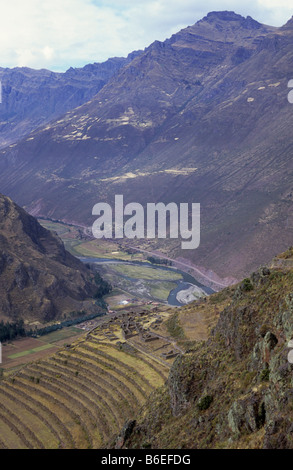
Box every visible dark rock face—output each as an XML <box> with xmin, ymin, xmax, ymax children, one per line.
<box><xmin>204</xmin><ymin>11</ymin><xmax>261</xmax><ymax>28</ymax></box>
<box><xmin>251</xmin><ymin>267</ymin><xmax>271</xmax><ymax>287</ymax></box>
<box><xmin>0</xmin><ymin>193</ymin><xmax>96</xmax><ymax>322</ymax></box>
<box><xmin>168</xmin><ymin>352</ymin><xmax>208</xmax><ymax>417</ymax></box>
<box><xmin>114</xmin><ymin>420</ymin><xmax>136</xmax><ymax>449</ymax></box>
<box><xmin>0</xmin><ymin>251</ymin><xmax>13</xmax><ymax>275</ymax></box>
<box><xmin>14</xmin><ymin>263</ymin><xmax>30</xmax><ymax>290</ymax></box>
<box><xmin>228</xmin><ymin>394</ymin><xmax>266</xmax><ymax>435</ymax></box>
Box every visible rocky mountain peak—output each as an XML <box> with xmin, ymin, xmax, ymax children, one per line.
<box><xmin>204</xmin><ymin>11</ymin><xmax>245</xmax><ymax>22</ymax></box>
<box><xmin>202</xmin><ymin>10</ymin><xmax>262</xmax><ymax>29</ymax></box>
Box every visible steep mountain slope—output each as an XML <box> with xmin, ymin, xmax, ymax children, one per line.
<box><xmin>0</xmin><ymin>193</ymin><xmax>97</xmax><ymax>323</ymax></box>
<box><xmin>0</xmin><ymin>51</ymin><xmax>141</xmax><ymax>148</ymax></box>
<box><xmin>0</xmin><ymin>11</ymin><xmax>292</xmax><ymax>280</ymax></box>
<box><xmin>119</xmin><ymin>248</ymin><xmax>293</xmax><ymax>449</ymax></box>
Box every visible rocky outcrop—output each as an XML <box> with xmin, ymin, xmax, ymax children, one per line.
<box><xmin>228</xmin><ymin>394</ymin><xmax>266</xmax><ymax>435</ymax></box>
<box><xmin>14</xmin><ymin>263</ymin><xmax>30</xmax><ymax>290</ymax></box>
<box><xmin>114</xmin><ymin>420</ymin><xmax>136</xmax><ymax>449</ymax></box>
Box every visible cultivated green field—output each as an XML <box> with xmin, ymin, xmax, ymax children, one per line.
<box><xmin>1</xmin><ymin>327</ymin><xmax>85</xmax><ymax>372</ymax></box>
<box><xmin>8</xmin><ymin>344</ymin><xmax>55</xmax><ymax>360</ymax></box>
<box><xmin>38</xmin><ymin>327</ymin><xmax>83</xmax><ymax>344</ymax></box>
<box><xmin>149</xmin><ymin>282</ymin><xmax>178</xmax><ymax>301</ymax></box>
<box><xmin>110</xmin><ymin>264</ymin><xmax>182</xmax><ymax>281</ymax></box>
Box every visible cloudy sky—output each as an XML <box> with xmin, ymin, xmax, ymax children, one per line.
<box><xmin>0</xmin><ymin>0</ymin><xmax>293</xmax><ymax>71</ymax></box>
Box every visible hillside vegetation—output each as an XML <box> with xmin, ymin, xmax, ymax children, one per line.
<box><xmin>120</xmin><ymin>249</ymin><xmax>293</xmax><ymax>449</ymax></box>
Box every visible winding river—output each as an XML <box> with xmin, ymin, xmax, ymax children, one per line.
<box><xmin>79</xmin><ymin>257</ymin><xmax>214</xmax><ymax>306</ymax></box>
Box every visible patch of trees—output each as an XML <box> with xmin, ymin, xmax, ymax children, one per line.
<box><xmin>94</xmin><ymin>298</ymin><xmax>108</xmax><ymax>310</ymax></box>
<box><xmin>241</xmin><ymin>278</ymin><xmax>254</xmax><ymax>292</ymax></box>
<box><xmin>124</xmin><ymin>247</ymin><xmax>136</xmax><ymax>255</ymax></box>
<box><xmin>0</xmin><ymin>310</ymin><xmax>108</xmax><ymax>343</ymax></box>
<box><xmin>0</xmin><ymin>319</ymin><xmax>26</xmax><ymax>342</ymax></box>
<box><xmin>93</xmin><ymin>272</ymin><xmax>112</xmax><ymax>299</ymax></box>
<box><xmin>27</xmin><ymin>311</ymin><xmax>106</xmax><ymax>338</ymax></box>
<box><xmin>147</xmin><ymin>256</ymin><xmax>172</xmax><ymax>266</ymax></box>
<box><xmin>197</xmin><ymin>395</ymin><xmax>213</xmax><ymax>411</ymax></box>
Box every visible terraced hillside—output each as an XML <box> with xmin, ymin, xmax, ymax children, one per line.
<box><xmin>0</xmin><ymin>314</ymin><xmax>170</xmax><ymax>449</ymax></box>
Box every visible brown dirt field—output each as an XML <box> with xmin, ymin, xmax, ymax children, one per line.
<box><xmin>1</xmin><ymin>337</ymin><xmax>59</xmax><ymax>370</ymax></box>
<box><xmin>50</xmin><ymin>334</ymin><xmax>84</xmax><ymax>348</ymax></box>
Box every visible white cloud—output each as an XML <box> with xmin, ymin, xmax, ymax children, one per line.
<box><xmin>0</xmin><ymin>0</ymin><xmax>292</xmax><ymax>71</ymax></box>
<box><xmin>42</xmin><ymin>47</ymin><xmax>55</xmax><ymax>61</ymax></box>
<box><xmin>0</xmin><ymin>0</ymin><xmax>128</xmax><ymax>70</ymax></box>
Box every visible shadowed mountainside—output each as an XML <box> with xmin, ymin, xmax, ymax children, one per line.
<box><xmin>0</xmin><ymin>193</ymin><xmax>97</xmax><ymax>323</ymax></box>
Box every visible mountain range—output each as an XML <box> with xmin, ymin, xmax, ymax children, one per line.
<box><xmin>0</xmin><ymin>11</ymin><xmax>292</xmax><ymax>281</ymax></box>
<box><xmin>0</xmin><ymin>50</ymin><xmax>141</xmax><ymax>149</ymax></box>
